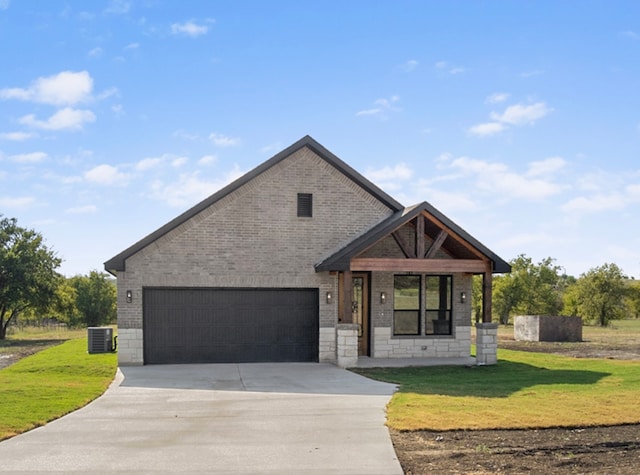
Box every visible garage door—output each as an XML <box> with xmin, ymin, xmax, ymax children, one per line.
<box><xmin>143</xmin><ymin>288</ymin><xmax>319</xmax><ymax>364</ymax></box>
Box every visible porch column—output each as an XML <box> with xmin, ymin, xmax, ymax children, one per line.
<box><xmin>341</xmin><ymin>270</ymin><xmax>352</xmax><ymax>323</ymax></box>
<box><xmin>482</xmin><ymin>267</ymin><xmax>493</xmax><ymax>323</ymax></box>
<box><xmin>477</xmin><ymin>263</ymin><xmax>497</xmax><ymax>365</ymax></box>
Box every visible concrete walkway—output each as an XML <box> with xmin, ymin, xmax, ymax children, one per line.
<box><xmin>0</xmin><ymin>363</ymin><xmax>403</xmax><ymax>474</ymax></box>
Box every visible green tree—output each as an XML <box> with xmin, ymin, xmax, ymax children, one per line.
<box><xmin>571</xmin><ymin>263</ymin><xmax>627</xmax><ymax>326</ymax></box>
<box><xmin>492</xmin><ymin>254</ymin><xmax>564</xmax><ymax>324</ymax></box>
<box><xmin>70</xmin><ymin>271</ymin><xmax>116</xmax><ymax>327</ymax></box>
<box><xmin>50</xmin><ymin>279</ymin><xmax>80</xmax><ymax>327</ymax></box>
<box><xmin>625</xmin><ymin>279</ymin><xmax>640</xmax><ymax>319</ymax></box>
<box><xmin>0</xmin><ymin>216</ymin><xmax>62</xmax><ymax>339</ymax></box>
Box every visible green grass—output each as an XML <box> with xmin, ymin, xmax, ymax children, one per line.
<box><xmin>355</xmin><ymin>349</ymin><xmax>640</xmax><ymax>431</ymax></box>
<box><xmin>0</xmin><ymin>338</ymin><xmax>117</xmax><ymax>441</ymax></box>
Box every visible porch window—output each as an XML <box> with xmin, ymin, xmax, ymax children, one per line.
<box><xmin>425</xmin><ymin>275</ymin><xmax>452</xmax><ymax>335</ymax></box>
<box><xmin>393</xmin><ymin>274</ymin><xmax>453</xmax><ymax>336</ymax></box>
<box><xmin>393</xmin><ymin>275</ymin><xmax>420</xmax><ymax>335</ymax></box>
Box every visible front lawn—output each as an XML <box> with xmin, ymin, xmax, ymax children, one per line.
<box><xmin>0</xmin><ymin>338</ymin><xmax>117</xmax><ymax>440</ymax></box>
<box><xmin>355</xmin><ymin>348</ymin><xmax>640</xmax><ymax>431</ymax></box>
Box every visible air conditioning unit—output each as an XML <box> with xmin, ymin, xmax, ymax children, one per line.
<box><xmin>88</xmin><ymin>327</ymin><xmax>115</xmax><ymax>354</ymax></box>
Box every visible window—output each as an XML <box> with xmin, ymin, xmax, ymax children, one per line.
<box><xmin>297</xmin><ymin>193</ymin><xmax>312</xmax><ymax>217</ymax></box>
<box><xmin>393</xmin><ymin>274</ymin><xmax>453</xmax><ymax>336</ymax></box>
<box><xmin>393</xmin><ymin>275</ymin><xmax>420</xmax><ymax>335</ymax></box>
<box><xmin>425</xmin><ymin>275</ymin><xmax>452</xmax><ymax>335</ymax></box>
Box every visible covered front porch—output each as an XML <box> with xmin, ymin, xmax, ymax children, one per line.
<box><xmin>316</xmin><ymin>202</ymin><xmax>509</xmax><ymax>368</ymax></box>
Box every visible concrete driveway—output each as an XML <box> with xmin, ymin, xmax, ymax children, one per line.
<box><xmin>0</xmin><ymin>363</ymin><xmax>403</xmax><ymax>474</ymax></box>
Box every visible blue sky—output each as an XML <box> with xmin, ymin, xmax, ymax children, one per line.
<box><xmin>1</xmin><ymin>0</ymin><xmax>640</xmax><ymax>278</ymax></box>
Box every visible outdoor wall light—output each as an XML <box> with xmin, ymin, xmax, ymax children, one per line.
<box><xmin>460</xmin><ymin>292</ymin><xmax>466</xmax><ymax>304</ymax></box>
<box><xmin>326</xmin><ymin>291</ymin><xmax>333</xmax><ymax>304</ymax></box>
<box><xmin>126</xmin><ymin>290</ymin><xmax>133</xmax><ymax>303</ymax></box>
<box><xmin>380</xmin><ymin>292</ymin><xmax>387</xmax><ymax>304</ymax></box>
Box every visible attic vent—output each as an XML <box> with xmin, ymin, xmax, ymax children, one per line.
<box><xmin>297</xmin><ymin>193</ymin><xmax>313</xmax><ymax>217</ymax></box>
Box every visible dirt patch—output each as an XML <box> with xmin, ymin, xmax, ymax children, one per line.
<box><xmin>391</xmin><ymin>336</ymin><xmax>640</xmax><ymax>474</ymax></box>
<box><xmin>392</xmin><ymin>424</ymin><xmax>640</xmax><ymax>474</ymax></box>
<box><xmin>0</xmin><ymin>340</ymin><xmax>63</xmax><ymax>370</ymax></box>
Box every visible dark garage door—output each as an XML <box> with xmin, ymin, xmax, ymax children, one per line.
<box><xmin>143</xmin><ymin>288</ymin><xmax>319</xmax><ymax>364</ymax></box>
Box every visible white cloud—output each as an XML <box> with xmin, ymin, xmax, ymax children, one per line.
<box><xmin>366</xmin><ymin>163</ymin><xmax>413</xmax><ymax>183</ymax></box>
<box><xmin>125</xmin><ymin>42</ymin><xmax>139</xmax><ymax>49</ymax></box>
<box><xmin>209</xmin><ymin>132</ymin><xmax>240</xmax><ymax>147</ymax></box>
<box><xmin>445</xmin><ymin>156</ymin><xmax>566</xmax><ymax>200</ymax></box>
<box><xmin>84</xmin><ymin>164</ymin><xmax>129</xmax><ymax>185</ymax></box>
<box><xmin>171</xmin><ymin>156</ymin><xmax>188</xmax><ymax>167</ymax></box>
<box><xmin>434</xmin><ymin>61</ymin><xmax>465</xmax><ymax>75</ymax></box>
<box><xmin>111</xmin><ymin>104</ymin><xmax>124</xmax><ymax>116</ymax></box>
<box><xmin>0</xmin><ymin>196</ymin><xmax>35</xmax><ymax>208</ymax></box>
<box><xmin>151</xmin><ymin>167</ymin><xmax>243</xmax><ymax>207</ymax></box>
<box><xmin>0</xmin><ymin>0</ymin><xmax>9</xmax><ymax>11</ymax></box>
<box><xmin>470</xmin><ymin>101</ymin><xmax>552</xmax><ymax>137</ymax></box>
<box><xmin>621</xmin><ymin>30</ymin><xmax>639</xmax><ymax>40</ymax></box>
<box><xmin>355</xmin><ymin>108</ymin><xmax>382</xmax><ymax>117</ymax></box>
<box><xmin>170</xmin><ymin>20</ymin><xmax>212</xmax><ymax>37</ymax></box>
<box><xmin>9</xmin><ymin>151</ymin><xmax>47</xmax><ymax>163</ymax></box>
<box><xmin>562</xmin><ymin>193</ymin><xmax>627</xmax><ymax>213</ymax></box>
<box><xmin>520</xmin><ymin>70</ymin><xmax>544</xmax><ymax>78</ymax></box>
<box><xmin>468</xmin><ymin>122</ymin><xmax>505</xmax><ymax>137</ymax></box>
<box><xmin>490</xmin><ymin>102</ymin><xmax>552</xmax><ymax>125</ymax></box>
<box><xmin>198</xmin><ymin>155</ymin><xmax>216</xmax><ymax>165</ymax></box>
<box><xmin>104</xmin><ymin>0</ymin><xmax>130</xmax><ymax>14</ymax></box>
<box><xmin>173</xmin><ymin>129</ymin><xmax>200</xmax><ymax>141</ymax></box>
<box><xmin>486</xmin><ymin>92</ymin><xmax>510</xmax><ymax>104</ymax></box>
<box><xmin>88</xmin><ymin>47</ymin><xmax>103</xmax><ymax>58</ymax></box>
<box><xmin>415</xmin><ymin>186</ymin><xmax>478</xmax><ymax>213</ymax></box>
<box><xmin>19</xmin><ymin>107</ymin><xmax>96</xmax><ymax>131</ymax></box>
<box><xmin>527</xmin><ymin>157</ymin><xmax>567</xmax><ymax>177</ymax></box>
<box><xmin>356</xmin><ymin>95</ymin><xmax>400</xmax><ymax>118</ymax></box>
<box><xmin>401</xmin><ymin>60</ymin><xmax>418</xmax><ymax>72</ymax></box>
<box><xmin>0</xmin><ymin>70</ymin><xmax>93</xmax><ymax>105</ymax></box>
<box><xmin>135</xmin><ymin>157</ymin><xmax>163</xmax><ymax>171</ymax></box>
<box><xmin>65</xmin><ymin>205</ymin><xmax>97</xmax><ymax>214</ymax></box>
<box><xmin>0</xmin><ymin>131</ymin><xmax>36</xmax><ymax>141</ymax></box>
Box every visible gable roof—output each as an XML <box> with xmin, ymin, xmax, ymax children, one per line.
<box><xmin>104</xmin><ymin>135</ymin><xmax>403</xmax><ymax>274</ymax></box>
<box><xmin>315</xmin><ymin>201</ymin><xmax>511</xmax><ymax>273</ymax></box>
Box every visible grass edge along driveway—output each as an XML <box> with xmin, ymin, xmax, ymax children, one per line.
<box><xmin>0</xmin><ymin>338</ymin><xmax>117</xmax><ymax>441</ymax></box>
<box><xmin>354</xmin><ymin>349</ymin><xmax>640</xmax><ymax>431</ymax></box>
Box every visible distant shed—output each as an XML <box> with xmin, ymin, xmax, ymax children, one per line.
<box><xmin>514</xmin><ymin>315</ymin><xmax>582</xmax><ymax>342</ymax></box>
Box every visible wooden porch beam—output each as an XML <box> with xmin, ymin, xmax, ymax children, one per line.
<box><xmin>425</xmin><ymin>230</ymin><xmax>448</xmax><ymax>259</ymax></box>
<box><xmin>421</xmin><ymin>212</ymin><xmax>487</xmax><ymax>260</ymax></box>
<box><xmin>391</xmin><ymin>231</ymin><xmax>415</xmax><ymax>258</ymax></box>
<box><xmin>341</xmin><ymin>270</ymin><xmax>353</xmax><ymax>324</ymax></box>
<box><xmin>416</xmin><ymin>215</ymin><xmax>425</xmax><ymax>260</ymax></box>
<box><xmin>351</xmin><ymin>258</ymin><xmax>488</xmax><ymax>273</ymax></box>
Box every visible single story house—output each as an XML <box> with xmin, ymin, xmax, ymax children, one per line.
<box><xmin>105</xmin><ymin>136</ymin><xmax>510</xmax><ymax>367</ymax></box>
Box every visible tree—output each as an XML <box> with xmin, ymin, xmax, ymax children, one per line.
<box><xmin>571</xmin><ymin>263</ymin><xmax>627</xmax><ymax>326</ymax></box>
<box><xmin>492</xmin><ymin>254</ymin><xmax>564</xmax><ymax>324</ymax></box>
<box><xmin>69</xmin><ymin>271</ymin><xmax>116</xmax><ymax>327</ymax></box>
<box><xmin>626</xmin><ymin>279</ymin><xmax>640</xmax><ymax>319</ymax></box>
<box><xmin>0</xmin><ymin>216</ymin><xmax>62</xmax><ymax>339</ymax></box>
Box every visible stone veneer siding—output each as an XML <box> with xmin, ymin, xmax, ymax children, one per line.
<box><xmin>115</xmin><ymin>147</ymin><xmax>393</xmax><ymax>365</ymax></box>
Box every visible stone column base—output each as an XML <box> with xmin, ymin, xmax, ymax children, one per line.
<box><xmin>476</xmin><ymin>322</ymin><xmax>498</xmax><ymax>365</ymax></box>
<box><xmin>336</xmin><ymin>324</ymin><xmax>358</xmax><ymax>368</ymax></box>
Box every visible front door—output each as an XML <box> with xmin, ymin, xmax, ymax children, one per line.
<box><xmin>351</xmin><ymin>273</ymin><xmax>369</xmax><ymax>356</ymax></box>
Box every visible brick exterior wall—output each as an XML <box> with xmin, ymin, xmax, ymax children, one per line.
<box><xmin>116</xmin><ymin>147</ymin><xmax>393</xmax><ymax>364</ymax></box>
